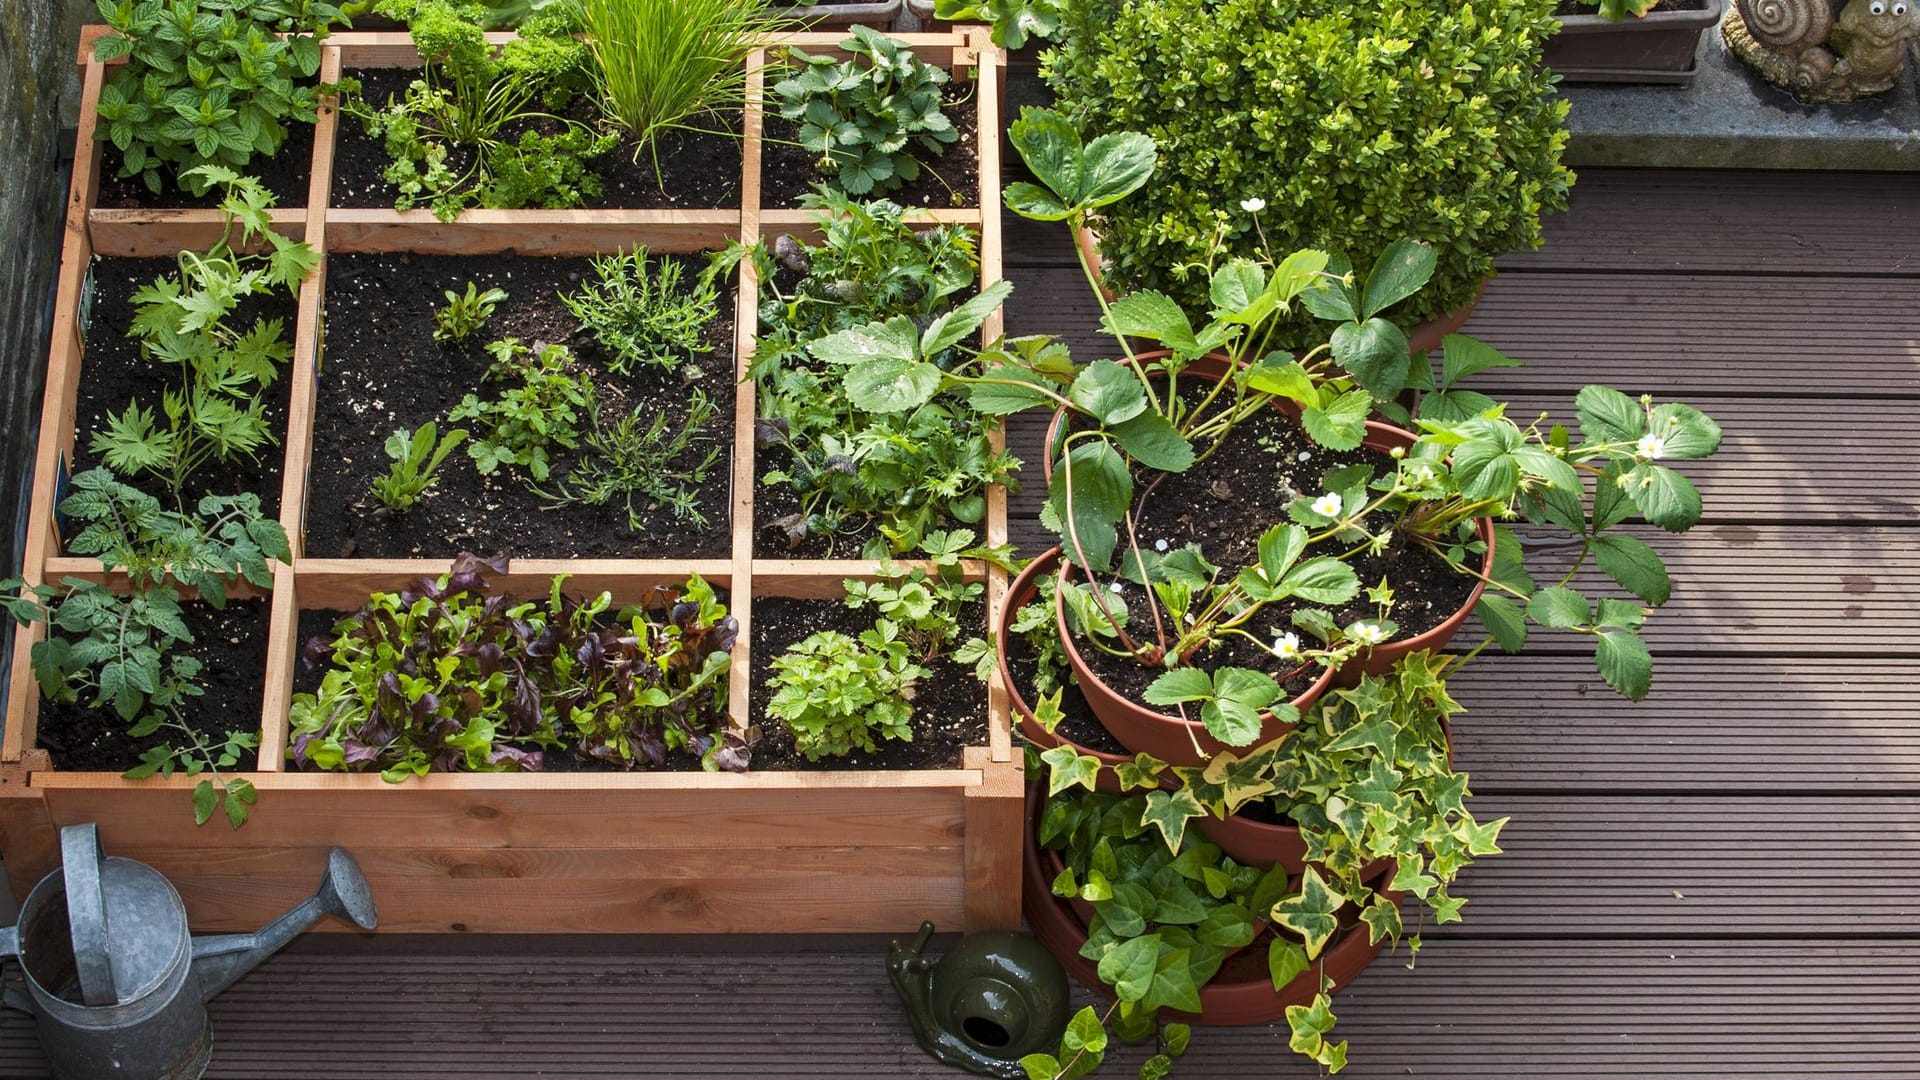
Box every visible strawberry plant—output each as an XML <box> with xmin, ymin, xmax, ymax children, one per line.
<box><xmin>772</xmin><ymin>26</ymin><xmax>959</xmax><ymax>197</ymax></box>
<box><xmin>92</xmin><ymin>0</ymin><xmax>347</xmax><ymax>195</ymax></box>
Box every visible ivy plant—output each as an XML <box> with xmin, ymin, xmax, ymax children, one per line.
<box><xmin>93</xmin><ymin>0</ymin><xmax>346</xmax><ymax>195</ymax></box>
<box><xmin>772</xmin><ymin>26</ymin><xmax>959</xmax><ymax>197</ymax></box>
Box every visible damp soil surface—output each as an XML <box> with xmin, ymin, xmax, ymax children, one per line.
<box><xmin>37</xmin><ymin>599</ymin><xmax>270</xmax><ymax>771</ymax></box>
<box><xmin>330</xmin><ymin>68</ymin><xmax>744</xmax><ymax>210</ymax></box>
<box><xmin>748</xmin><ymin>597</ymin><xmax>988</xmax><ymax>770</ymax></box>
<box><xmin>308</xmin><ymin>252</ymin><xmax>735</xmax><ymax>560</ymax></box>
<box><xmin>95</xmin><ymin>123</ymin><xmax>316</xmax><ymax>210</ymax></box>
<box><xmin>68</xmin><ymin>258</ymin><xmax>295</xmax><ymax>516</ymax></box>
<box><xmin>760</xmin><ymin>81</ymin><xmax>981</xmax><ymax>210</ymax></box>
<box><xmin>1002</xmin><ymin>603</ymin><xmax>1128</xmax><ymax>757</ymax></box>
<box><xmin>1060</xmin><ymin>386</ymin><xmax>1478</xmax><ymax>715</ymax></box>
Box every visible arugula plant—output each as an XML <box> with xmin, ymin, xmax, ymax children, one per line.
<box><xmin>433</xmin><ymin>281</ymin><xmax>508</xmax><ymax>343</ymax></box>
<box><xmin>731</xmin><ymin>188</ymin><xmax>978</xmax><ymax>377</ymax></box>
<box><xmin>0</xmin><ymin>470</ymin><xmax>290</xmax><ymax>828</ymax></box>
<box><xmin>370</xmin><ymin>422</ymin><xmax>468</xmax><ymax>511</ymax></box>
<box><xmin>768</xmin><ymin>619</ymin><xmax>927</xmax><ymax>761</ymax></box>
<box><xmin>93</xmin><ymin>168</ymin><xmax>318</xmax><ymax>502</ymax></box>
<box><xmin>934</xmin><ymin>0</ymin><xmax>1064</xmax><ymax>50</ymax></box>
<box><xmin>347</xmin><ymin>0</ymin><xmax>611</xmax><ymax>220</ymax></box>
<box><xmin>449</xmin><ymin>338</ymin><xmax>593</xmax><ymax>482</ymax></box>
<box><xmin>728</xmin><ymin>192</ymin><xmax>1012</xmax><ymax>557</ymax></box>
<box><xmin>561</xmin><ymin>248</ymin><xmax>719</xmax><ymax>375</ymax></box>
<box><xmin>772</xmin><ymin>26</ymin><xmax>960</xmax><ymax>197</ymax></box>
<box><xmin>93</xmin><ymin>0</ymin><xmax>346</xmax><ymax>195</ymax></box>
<box><xmin>290</xmin><ymin>554</ymin><xmax>746</xmax><ymax>778</ymax></box>
<box><xmin>534</xmin><ymin>393</ymin><xmax>725</xmax><ymax>531</ymax></box>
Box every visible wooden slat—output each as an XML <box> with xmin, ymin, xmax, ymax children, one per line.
<box><xmin>973</xmin><ymin>32</ymin><xmax>1012</xmax><ymax>762</ymax></box>
<box><xmin>1450</xmin><ymin>655</ymin><xmax>1920</xmax><ymax>793</ymax></box>
<box><xmin>1458</xmin><ymin>524</ymin><xmax>1920</xmax><ymax>656</ymax></box>
<box><xmin>87</xmin><ymin>208</ymin><xmax>308</xmax><ymax>256</ymax></box>
<box><xmin>729</xmin><ymin>49</ymin><xmax>767</xmax><ymax>737</ymax></box>
<box><xmin>1497</xmin><ymin>393</ymin><xmax>1920</xmax><ymax>524</ymax></box>
<box><xmin>322</xmin><ymin>209</ymin><xmax>743</xmax><ymax>255</ymax></box>
<box><xmin>2</xmin><ymin>939</ymin><xmax>1914</xmax><ymax>1078</ymax></box>
<box><xmin>960</xmin><ymin>746</ymin><xmax>1021</xmax><ymax>930</ymax></box>
<box><xmin>1422</xmin><ymin>795</ymin><xmax>1920</xmax><ymax>937</ymax></box>
<box><xmin>1501</xmin><ymin>169</ymin><xmax>1920</xmax><ymax>277</ymax></box>
<box><xmin>1462</xmin><ymin>273</ymin><xmax>1920</xmax><ymax>399</ymax></box>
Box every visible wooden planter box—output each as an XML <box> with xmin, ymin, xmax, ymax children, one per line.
<box><xmin>2</xmin><ymin>28</ymin><xmax>1021</xmax><ymax>935</ymax></box>
<box><xmin>1546</xmin><ymin>0</ymin><xmax>1725</xmax><ymax>85</ymax></box>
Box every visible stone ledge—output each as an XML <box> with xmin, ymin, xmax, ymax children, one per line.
<box><xmin>1562</xmin><ymin>28</ymin><xmax>1920</xmax><ymax>171</ymax></box>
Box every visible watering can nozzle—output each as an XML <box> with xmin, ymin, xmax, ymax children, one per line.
<box><xmin>318</xmin><ymin>848</ymin><xmax>379</xmax><ymax>931</ymax></box>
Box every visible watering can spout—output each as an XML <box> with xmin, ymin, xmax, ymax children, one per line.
<box><xmin>192</xmin><ymin>848</ymin><xmax>378</xmax><ymax>1003</ymax></box>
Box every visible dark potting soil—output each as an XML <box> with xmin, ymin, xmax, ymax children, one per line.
<box><xmin>307</xmin><ymin>252</ymin><xmax>735</xmax><ymax>560</ymax></box>
<box><xmin>94</xmin><ymin>123</ymin><xmax>316</xmax><ymax>210</ymax></box>
<box><xmin>1065</xmin><ymin>386</ymin><xmax>1476</xmax><ymax>714</ymax></box>
<box><xmin>1002</xmin><ymin>606</ymin><xmax>1128</xmax><ymax>757</ymax></box>
<box><xmin>760</xmin><ymin>81</ymin><xmax>981</xmax><ymax>210</ymax></box>
<box><xmin>748</xmin><ymin>597</ymin><xmax>988</xmax><ymax>771</ymax></box>
<box><xmin>69</xmin><ymin>259</ymin><xmax>296</xmax><ymax>515</ymax></box>
<box><xmin>37</xmin><ymin>599</ymin><xmax>270</xmax><ymax>771</ymax></box>
<box><xmin>330</xmin><ymin>68</ymin><xmax>744</xmax><ymax>211</ymax></box>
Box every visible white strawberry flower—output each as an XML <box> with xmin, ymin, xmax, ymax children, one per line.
<box><xmin>1636</xmin><ymin>432</ymin><xmax>1668</xmax><ymax>460</ymax></box>
<box><xmin>1351</xmin><ymin>621</ymin><xmax>1388</xmax><ymax>645</ymax></box>
<box><xmin>1312</xmin><ymin>493</ymin><xmax>1343</xmax><ymax>517</ymax></box>
<box><xmin>1271</xmin><ymin>632</ymin><xmax>1302</xmax><ymax>660</ymax></box>
<box><xmin>1240</xmin><ymin>197</ymin><xmax>1267</xmax><ymax>212</ymax></box>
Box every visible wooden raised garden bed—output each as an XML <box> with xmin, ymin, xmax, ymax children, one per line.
<box><xmin>1</xmin><ymin>28</ymin><xmax>1020</xmax><ymax>935</ymax></box>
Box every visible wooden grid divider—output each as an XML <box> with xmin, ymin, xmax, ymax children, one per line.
<box><xmin>4</xmin><ymin>26</ymin><xmax>1022</xmax><ymax>935</ymax></box>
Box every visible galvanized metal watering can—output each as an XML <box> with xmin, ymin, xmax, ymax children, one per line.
<box><xmin>0</xmin><ymin>823</ymin><xmax>377</xmax><ymax>1079</ymax></box>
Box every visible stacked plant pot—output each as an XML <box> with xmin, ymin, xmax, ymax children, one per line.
<box><xmin>999</xmin><ymin>352</ymin><xmax>1493</xmax><ymax>1023</ymax></box>
<box><xmin>0</xmin><ymin>26</ymin><xmax>1024</xmax><ymax>936</ymax></box>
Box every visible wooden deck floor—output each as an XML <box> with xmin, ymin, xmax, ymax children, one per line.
<box><xmin>4</xmin><ymin>165</ymin><xmax>1917</xmax><ymax>1077</ymax></box>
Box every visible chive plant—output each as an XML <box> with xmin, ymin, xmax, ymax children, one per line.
<box><xmin>576</xmin><ymin>0</ymin><xmax>780</xmax><ymax>176</ymax></box>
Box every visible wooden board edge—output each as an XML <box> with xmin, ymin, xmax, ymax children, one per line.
<box><xmin>29</xmin><ymin>762</ymin><xmax>990</xmax><ymax>793</ymax></box>
<box><xmin>962</xmin><ymin>746</ymin><xmax>1024</xmax><ymax>930</ymax></box>
<box><xmin>256</xmin><ymin>563</ymin><xmax>299</xmax><ymax>772</ymax></box>
<box><xmin>730</xmin><ymin>49</ymin><xmax>769</xmax><ymax>735</ymax></box>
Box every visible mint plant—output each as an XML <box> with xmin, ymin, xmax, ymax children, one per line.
<box><xmin>449</xmin><ymin>338</ymin><xmax>593</xmax><ymax>482</ymax></box>
<box><xmin>0</xmin><ymin>470</ymin><xmax>290</xmax><ymax>828</ymax></box>
<box><xmin>433</xmin><ymin>281</ymin><xmax>508</xmax><ymax>343</ymax></box>
<box><xmin>772</xmin><ymin>26</ymin><xmax>959</xmax><ymax>197</ymax></box>
<box><xmin>92</xmin><ymin>0</ymin><xmax>346</xmax><ymax>195</ymax></box>
<box><xmin>369</xmin><ymin>422</ymin><xmax>468</xmax><ymax>511</ymax></box>
<box><xmin>561</xmin><ymin>249</ymin><xmax>719</xmax><ymax>375</ymax></box>
<box><xmin>767</xmin><ymin>620</ymin><xmax>926</xmax><ymax>760</ymax></box>
<box><xmin>93</xmin><ymin>167</ymin><xmax>318</xmax><ymax>501</ymax></box>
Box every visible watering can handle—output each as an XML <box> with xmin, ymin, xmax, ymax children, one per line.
<box><xmin>60</xmin><ymin>823</ymin><xmax>119</xmax><ymax>1007</ymax></box>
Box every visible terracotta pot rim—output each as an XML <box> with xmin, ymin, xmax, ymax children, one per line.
<box><xmin>998</xmin><ymin>546</ymin><xmax>1141</xmax><ymax>773</ymax></box>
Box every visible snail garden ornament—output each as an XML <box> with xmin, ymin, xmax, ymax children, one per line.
<box><xmin>888</xmin><ymin>921</ymin><xmax>1071</xmax><ymax>1078</ymax></box>
<box><xmin>1725</xmin><ymin>0</ymin><xmax>1920</xmax><ymax>102</ymax></box>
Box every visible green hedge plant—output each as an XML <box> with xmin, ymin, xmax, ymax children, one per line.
<box><xmin>1043</xmin><ymin>0</ymin><xmax>1572</xmax><ymax>334</ymax></box>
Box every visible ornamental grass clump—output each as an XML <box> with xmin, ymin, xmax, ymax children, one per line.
<box><xmin>1044</xmin><ymin>0</ymin><xmax>1572</xmax><ymax>335</ymax></box>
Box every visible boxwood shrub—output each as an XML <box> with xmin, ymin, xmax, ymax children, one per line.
<box><xmin>1045</xmin><ymin>0</ymin><xmax>1573</xmax><ymax>337</ymax></box>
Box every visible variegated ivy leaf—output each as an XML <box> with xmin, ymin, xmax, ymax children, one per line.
<box><xmin>1270</xmin><ymin>866</ymin><xmax>1344</xmax><ymax>960</ymax></box>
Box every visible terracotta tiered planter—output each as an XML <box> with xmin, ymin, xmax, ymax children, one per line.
<box><xmin>1022</xmin><ymin>784</ymin><xmax>1397</xmax><ymax>1027</ymax></box>
<box><xmin>0</xmin><ymin>27</ymin><xmax>1024</xmax><ymax>936</ymax></box>
<box><xmin>1037</xmin><ymin>352</ymin><xmax>1491</xmax><ymax>760</ymax></box>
